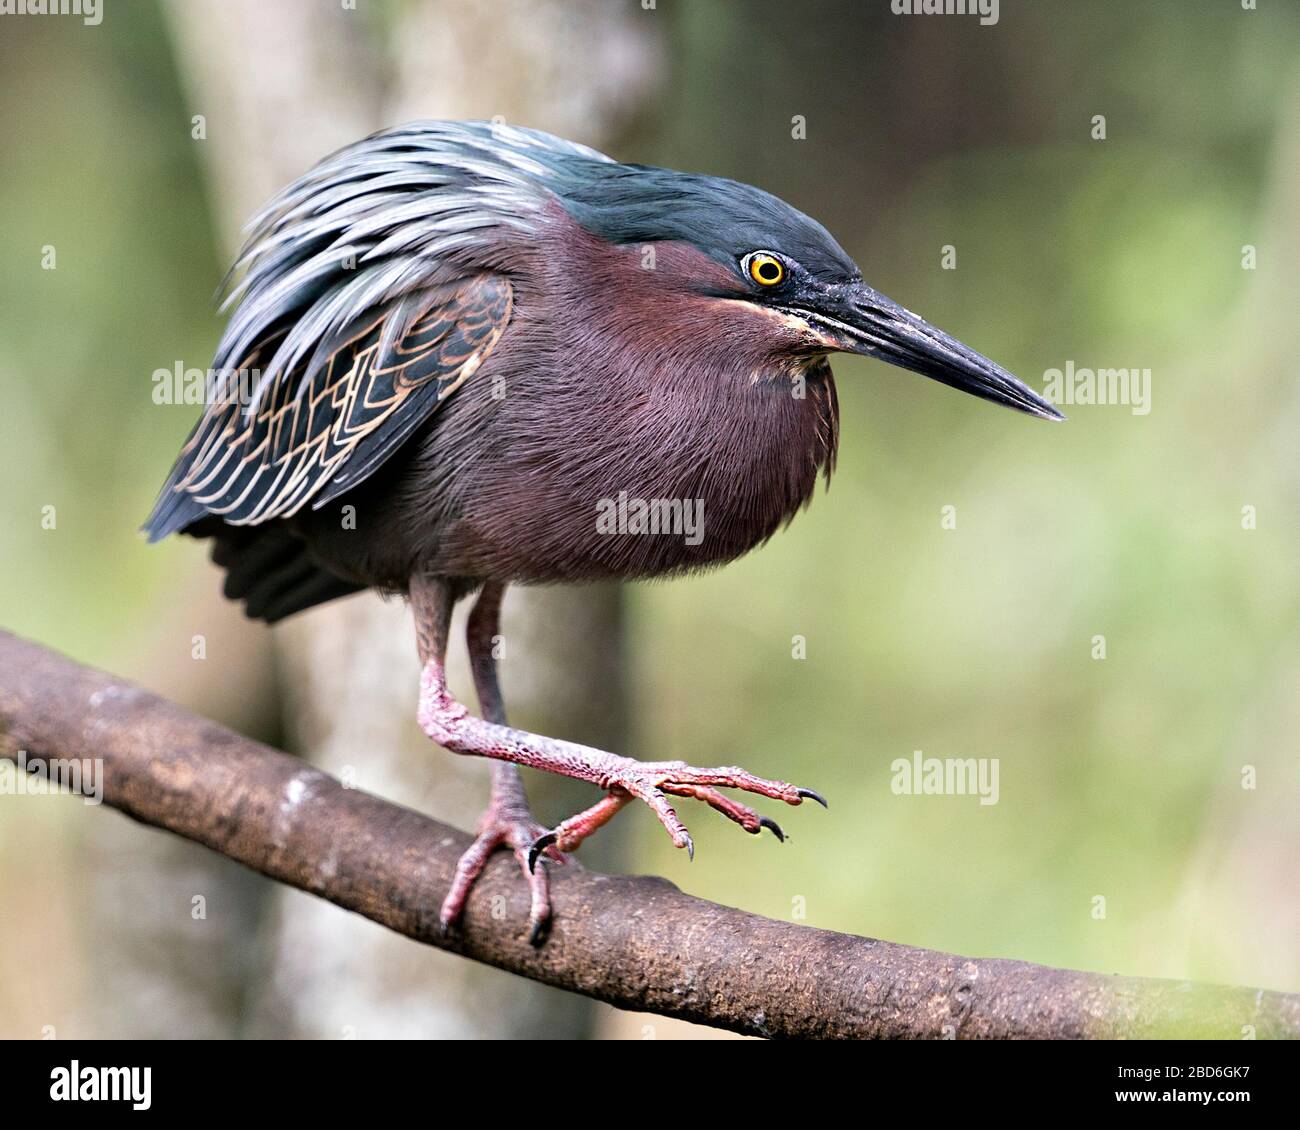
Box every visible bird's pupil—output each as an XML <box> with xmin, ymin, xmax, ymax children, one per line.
<box><xmin>759</xmin><ymin>260</ymin><xmax>778</xmax><ymax>281</ymax></box>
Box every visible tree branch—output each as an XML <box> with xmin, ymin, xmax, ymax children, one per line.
<box><xmin>1</xmin><ymin>629</ymin><xmax>1295</xmax><ymax>1040</ymax></box>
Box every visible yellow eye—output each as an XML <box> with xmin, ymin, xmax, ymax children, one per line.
<box><xmin>746</xmin><ymin>252</ymin><xmax>785</xmax><ymax>287</ymax></box>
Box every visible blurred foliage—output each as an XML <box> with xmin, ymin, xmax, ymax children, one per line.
<box><xmin>0</xmin><ymin>0</ymin><xmax>1297</xmax><ymax>1036</ymax></box>
<box><xmin>0</xmin><ymin>4</ymin><xmax>221</xmax><ymax>657</ymax></box>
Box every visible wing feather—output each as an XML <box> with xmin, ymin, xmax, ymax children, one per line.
<box><xmin>144</xmin><ymin>274</ymin><xmax>510</xmax><ymax>538</ymax></box>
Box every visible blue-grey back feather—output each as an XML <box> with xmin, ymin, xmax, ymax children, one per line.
<box><xmin>144</xmin><ymin>121</ymin><xmax>609</xmax><ymax>539</ymax></box>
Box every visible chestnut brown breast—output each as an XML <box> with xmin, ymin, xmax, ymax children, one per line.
<box><xmin>418</xmin><ymin>228</ymin><xmax>840</xmax><ymax>583</ymax></box>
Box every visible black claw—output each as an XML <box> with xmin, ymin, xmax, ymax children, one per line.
<box><xmin>527</xmin><ymin>830</ymin><xmax>558</xmax><ymax>873</ymax></box>
<box><xmin>527</xmin><ymin>917</ymin><xmax>551</xmax><ymax>948</ymax></box>
<box><xmin>759</xmin><ymin>816</ymin><xmax>785</xmax><ymax>842</ymax></box>
<box><xmin>797</xmin><ymin>788</ymin><xmax>829</xmax><ymax>809</ymax></box>
<box><xmin>685</xmin><ymin>836</ymin><xmax>695</xmax><ymax>862</ymax></box>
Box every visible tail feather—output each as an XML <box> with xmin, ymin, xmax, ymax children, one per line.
<box><xmin>175</xmin><ymin>517</ymin><xmax>364</xmax><ymax>623</ymax></box>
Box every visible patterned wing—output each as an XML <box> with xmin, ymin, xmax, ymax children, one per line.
<box><xmin>145</xmin><ymin>274</ymin><xmax>510</xmax><ymax>538</ymax></box>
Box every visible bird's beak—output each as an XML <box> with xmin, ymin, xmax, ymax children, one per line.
<box><xmin>791</xmin><ymin>283</ymin><xmax>1064</xmax><ymax>421</ymax></box>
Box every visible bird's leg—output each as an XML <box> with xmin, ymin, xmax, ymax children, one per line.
<box><xmin>412</xmin><ymin>575</ymin><xmax>825</xmax><ymax>872</ymax></box>
<box><xmin>430</xmin><ymin>580</ymin><xmax>561</xmax><ymax>946</ymax></box>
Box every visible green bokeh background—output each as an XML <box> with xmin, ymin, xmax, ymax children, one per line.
<box><xmin>1</xmin><ymin>0</ymin><xmax>1296</xmax><ymax>1034</ymax></box>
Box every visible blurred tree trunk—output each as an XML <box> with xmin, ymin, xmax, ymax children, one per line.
<box><xmin>162</xmin><ymin>0</ymin><xmax>661</xmax><ymax>1038</ymax></box>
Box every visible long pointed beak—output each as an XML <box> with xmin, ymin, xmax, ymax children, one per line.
<box><xmin>792</xmin><ymin>283</ymin><xmax>1064</xmax><ymax>421</ymax></box>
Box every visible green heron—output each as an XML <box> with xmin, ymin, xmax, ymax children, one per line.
<box><xmin>146</xmin><ymin>121</ymin><xmax>1060</xmax><ymax>944</ymax></box>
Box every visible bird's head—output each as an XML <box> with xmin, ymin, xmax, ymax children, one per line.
<box><xmin>228</xmin><ymin>122</ymin><xmax>1059</xmax><ymax>421</ymax></box>
<box><xmin>551</xmin><ymin>160</ymin><xmax>1063</xmax><ymax>420</ymax></box>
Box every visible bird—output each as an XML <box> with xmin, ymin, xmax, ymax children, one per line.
<box><xmin>145</xmin><ymin>120</ymin><xmax>1061</xmax><ymax>945</ymax></box>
